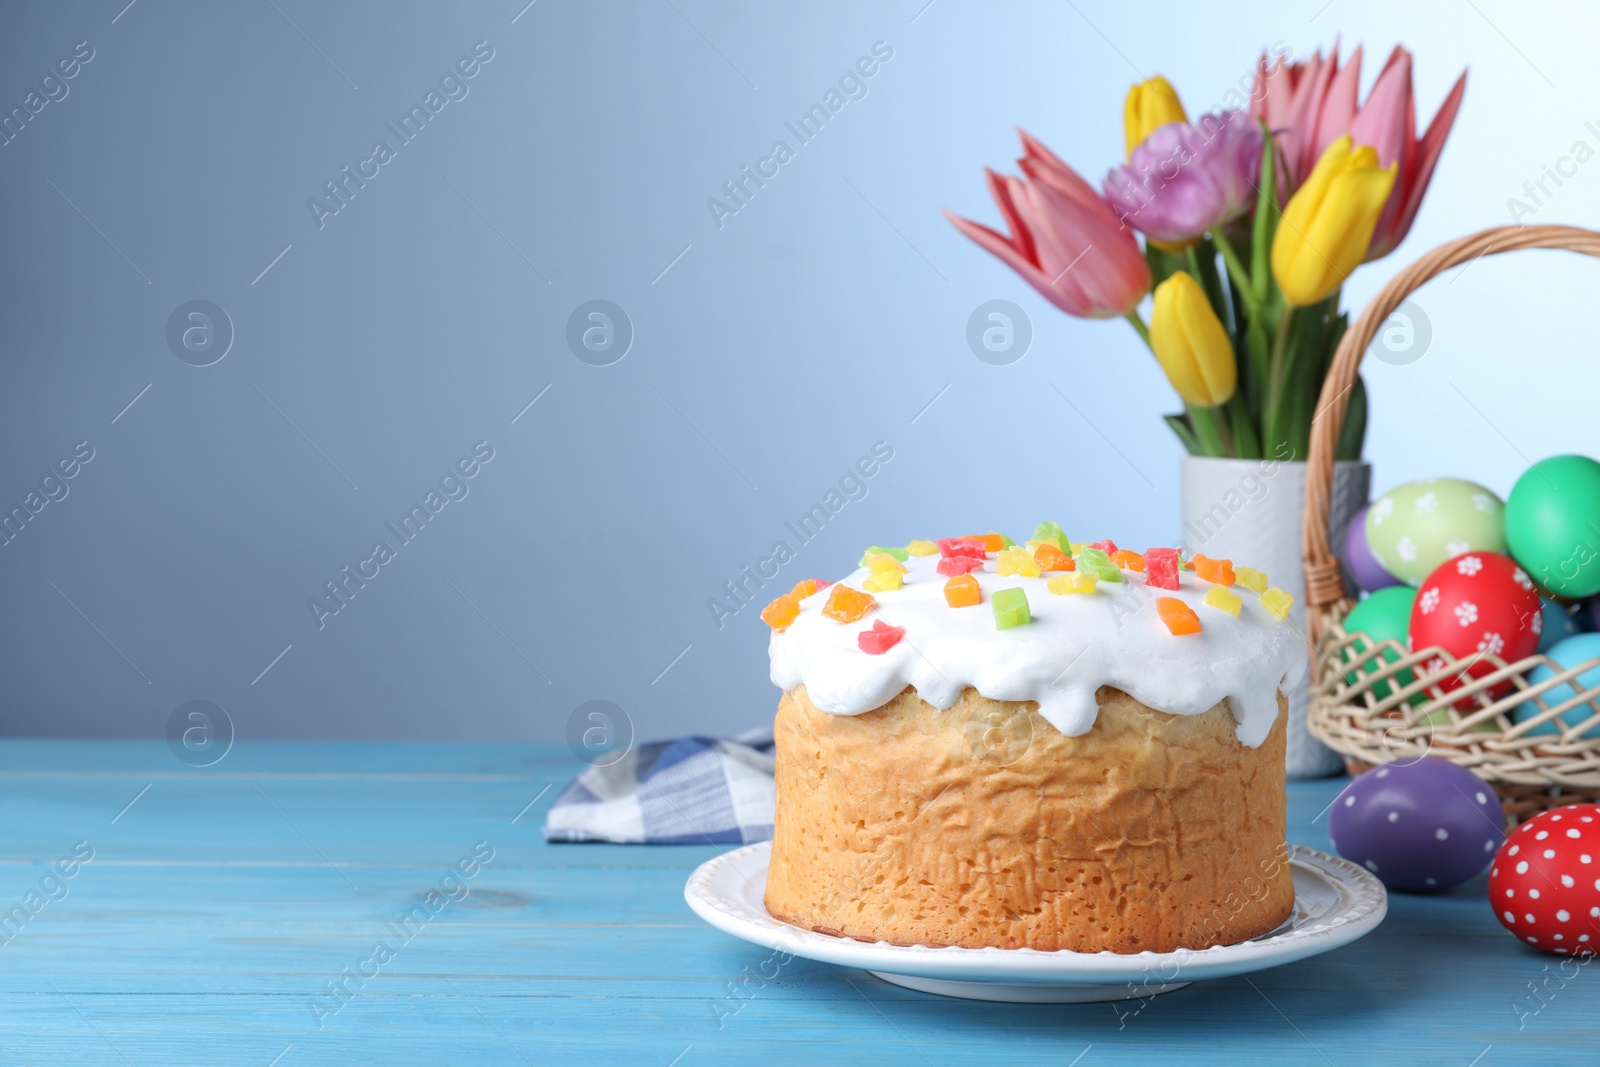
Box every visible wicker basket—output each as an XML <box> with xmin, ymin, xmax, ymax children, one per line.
<box><xmin>1302</xmin><ymin>224</ymin><xmax>1600</xmax><ymax>824</ymax></box>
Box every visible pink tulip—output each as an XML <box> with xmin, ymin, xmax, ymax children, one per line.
<box><xmin>944</xmin><ymin>130</ymin><xmax>1150</xmax><ymax>319</ymax></box>
<box><xmin>1101</xmin><ymin>110</ymin><xmax>1262</xmax><ymax>246</ymax></box>
<box><xmin>1252</xmin><ymin>42</ymin><xmax>1466</xmax><ymax>260</ymax></box>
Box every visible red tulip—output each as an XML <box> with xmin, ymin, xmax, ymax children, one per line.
<box><xmin>1252</xmin><ymin>43</ymin><xmax>1466</xmax><ymax>260</ymax></box>
<box><xmin>944</xmin><ymin>130</ymin><xmax>1150</xmax><ymax>319</ymax></box>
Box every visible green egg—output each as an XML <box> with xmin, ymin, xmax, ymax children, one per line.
<box><xmin>1340</xmin><ymin>586</ymin><xmax>1416</xmax><ymax>701</ymax></box>
<box><xmin>1418</xmin><ymin>707</ymin><xmax>1502</xmax><ymax>732</ymax></box>
<box><xmin>1364</xmin><ymin>478</ymin><xmax>1506</xmax><ymax>585</ymax></box>
<box><xmin>1505</xmin><ymin>455</ymin><xmax>1600</xmax><ymax>598</ymax></box>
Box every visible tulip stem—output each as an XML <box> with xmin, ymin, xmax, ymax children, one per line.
<box><xmin>1264</xmin><ymin>306</ymin><xmax>1295</xmax><ymax>451</ymax></box>
<box><xmin>1123</xmin><ymin>308</ymin><xmax>1151</xmax><ymax>346</ymax></box>
<box><xmin>1210</xmin><ymin>229</ymin><xmax>1256</xmax><ymax>317</ymax></box>
<box><xmin>1225</xmin><ymin>390</ymin><xmax>1261</xmax><ymax>458</ymax></box>
<box><xmin>1187</xmin><ymin>242</ymin><xmax>1233</xmax><ymax>332</ymax></box>
<box><xmin>1250</xmin><ymin>125</ymin><xmax>1279</xmax><ymax>311</ymax></box>
<box><xmin>1185</xmin><ymin>404</ymin><xmax>1228</xmax><ymax>457</ymax></box>
<box><xmin>1212</xmin><ymin>405</ymin><xmax>1235</xmax><ymax>455</ymax></box>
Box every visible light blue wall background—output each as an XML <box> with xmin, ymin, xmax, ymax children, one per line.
<box><xmin>2</xmin><ymin>0</ymin><xmax>1597</xmax><ymax>741</ymax></box>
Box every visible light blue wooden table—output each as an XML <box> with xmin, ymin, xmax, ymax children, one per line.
<box><xmin>0</xmin><ymin>741</ymin><xmax>1590</xmax><ymax>1065</ymax></box>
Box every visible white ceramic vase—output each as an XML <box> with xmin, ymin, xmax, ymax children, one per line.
<box><xmin>1180</xmin><ymin>455</ymin><xmax>1371</xmax><ymax>779</ymax></box>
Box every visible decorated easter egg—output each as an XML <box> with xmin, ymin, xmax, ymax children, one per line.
<box><xmin>1409</xmin><ymin>552</ymin><xmax>1541</xmax><ymax>704</ymax></box>
<box><xmin>1330</xmin><ymin>758</ymin><xmax>1503</xmax><ymax>891</ymax></box>
<box><xmin>1340</xmin><ymin>587</ymin><xmax>1416</xmax><ymax>700</ymax></box>
<box><xmin>1515</xmin><ymin>632</ymin><xmax>1600</xmax><ymax>738</ymax></box>
<box><xmin>1489</xmin><ymin>804</ymin><xmax>1600</xmax><ymax>954</ymax></box>
<box><xmin>1583</xmin><ymin>596</ymin><xmax>1600</xmax><ymax>633</ymax></box>
<box><xmin>1365</xmin><ymin>479</ymin><xmax>1506</xmax><ymax>586</ymax></box>
<box><xmin>1343</xmin><ymin>504</ymin><xmax>1401</xmax><ymax>592</ymax></box>
<box><xmin>1505</xmin><ymin>456</ymin><xmax>1600</xmax><ymax>599</ymax></box>
<box><xmin>1540</xmin><ymin>597</ymin><xmax>1584</xmax><ymax>652</ymax></box>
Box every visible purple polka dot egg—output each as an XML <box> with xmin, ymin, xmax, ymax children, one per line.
<box><xmin>1328</xmin><ymin>758</ymin><xmax>1503</xmax><ymax>892</ymax></box>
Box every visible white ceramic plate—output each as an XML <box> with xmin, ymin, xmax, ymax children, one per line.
<box><xmin>685</xmin><ymin>842</ymin><xmax>1386</xmax><ymax>1002</ymax></box>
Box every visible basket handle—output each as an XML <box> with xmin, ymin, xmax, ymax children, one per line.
<box><xmin>1302</xmin><ymin>224</ymin><xmax>1600</xmax><ymax>639</ymax></box>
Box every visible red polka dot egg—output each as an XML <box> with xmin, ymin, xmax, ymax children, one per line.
<box><xmin>1409</xmin><ymin>551</ymin><xmax>1541</xmax><ymax>704</ymax></box>
<box><xmin>1489</xmin><ymin>804</ymin><xmax>1600</xmax><ymax>955</ymax></box>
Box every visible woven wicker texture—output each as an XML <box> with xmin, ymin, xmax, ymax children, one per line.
<box><xmin>1301</xmin><ymin>225</ymin><xmax>1600</xmax><ymax>821</ymax></box>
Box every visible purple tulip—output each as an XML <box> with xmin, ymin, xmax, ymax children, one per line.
<box><xmin>1102</xmin><ymin>110</ymin><xmax>1263</xmax><ymax>246</ymax></box>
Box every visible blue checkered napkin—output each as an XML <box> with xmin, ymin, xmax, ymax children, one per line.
<box><xmin>543</xmin><ymin>730</ymin><xmax>775</xmax><ymax>844</ymax></box>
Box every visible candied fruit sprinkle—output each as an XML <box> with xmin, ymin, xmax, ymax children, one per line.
<box><xmin>858</xmin><ymin>545</ymin><xmax>909</xmax><ymax>566</ymax></box>
<box><xmin>1047</xmin><ymin>572</ymin><xmax>1099</xmax><ymax>595</ymax></box>
<box><xmin>996</xmin><ymin>545</ymin><xmax>1042</xmax><ymax>578</ymax></box>
<box><xmin>992</xmin><ymin>587</ymin><xmax>1031</xmax><ymax>630</ymax></box>
<box><xmin>961</xmin><ymin>533</ymin><xmax>1008</xmax><ymax>554</ymax></box>
<box><xmin>760</xmin><ymin>594</ymin><xmax>800</xmax><ymax>632</ymax></box>
<box><xmin>1033</xmin><ymin>543</ymin><xmax>1074</xmax><ymax>572</ymax></box>
<box><xmin>822</xmin><ymin>584</ymin><xmax>875</xmax><ymax>623</ymax></box>
<box><xmin>937</xmin><ymin>537</ymin><xmax>989</xmax><ymax>560</ymax></box>
<box><xmin>1109</xmin><ymin>549</ymin><xmax>1145</xmax><ymax>573</ymax></box>
<box><xmin>1259</xmin><ymin>587</ymin><xmax>1294</xmax><ymax>621</ymax></box>
<box><xmin>862</xmin><ymin>570</ymin><xmax>903</xmax><ymax>592</ymax></box>
<box><xmin>1203</xmin><ymin>584</ymin><xmax>1242</xmax><ymax>616</ymax></box>
<box><xmin>858</xmin><ymin>619</ymin><xmax>905</xmax><ymax>655</ymax></box>
<box><xmin>1192</xmin><ymin>554</ymin><xmax>1236</xmax><ymax>586</ymax></box>
<box><xmin>1076</xmin><ymin>546</ymin><xmax>1124</xmax><ymax>583</ymax></box>
<box><xmin>943</xmin><ymin>574</ymin><xmax>980</xmax><ymax>608</ymax></box>
<box><xmin>1144</xmin><ymin>547</ymin><xmax>1180</xmax><ymax>590</ymax></box>
<box><xmin>865</xmin><ymin>552</ymin><xmax>907</xmax><ymax>574</ymax></box>
<box><xmin>1032</xmin><ymin>521</ymin><xmax>1070</xmax><ymax>554</ymax></box>
<box><xmin>1156</xmin><ymin>596</ymin><xmax>1202</xmax><ymax>635</ymax></box>
<box><xmin>1234</xmin><ymin>566</ymin><xmax>1268</xmax><ymax>593</ymax></box>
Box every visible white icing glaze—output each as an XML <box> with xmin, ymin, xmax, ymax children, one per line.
<box><xmin>769</xmin><ymin>552</ymin><xmax>1309</xmax><ymax>748</ymax></box>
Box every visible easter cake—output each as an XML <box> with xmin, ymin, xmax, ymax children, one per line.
<box><xmin>759</xmin><ymin>528</ymin><xmax>1308</xmax><ymax>954</ymax></box>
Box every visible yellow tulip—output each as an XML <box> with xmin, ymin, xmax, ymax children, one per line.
<box><xmin>1123</xmin><ymin>75</ymin><xmax>1187</xmax><ymax>158</ymax></box>
<box><xmin>1271</xmin><ymin>135</ymin><xmax>1398</xmax><ymax>307</ymax></box>
<box><xmin>1149</xmin><ymin>271</ymin><xmax>1236</xmax><ymax>407</ymax></box>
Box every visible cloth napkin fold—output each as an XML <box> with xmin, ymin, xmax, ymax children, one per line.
<box><xmin>543</xmin><ymin>730</ymin><xmax>775</xmax><ymax>844</ymax></box>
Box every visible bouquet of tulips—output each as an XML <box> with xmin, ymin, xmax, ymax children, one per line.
<box><xmin>947</xmin><ymin>44</ymin><xmax>1467</xmax><ymax>461</ymax></box>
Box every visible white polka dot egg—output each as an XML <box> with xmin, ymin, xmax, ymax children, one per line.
<box><xmin>1490</xmin><ymin>804</ymin><xmax>1600</xmax><ymax>955</ymax></box>
<box><xmin>1328</xmin><ymin>758</ymin><xmax>1502</xmax><ymax>892</ymax></box>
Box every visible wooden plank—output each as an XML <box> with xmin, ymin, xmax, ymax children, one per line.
<box><xmin>0</xmin><ymin>740</ymin><xmax>559</xmax><ymax>775</ymax></box>
<box><xmin>0</xmin><ymin>741</ymin><xmax>1589</xmax><ymax>1065</ymax></box>
<box><xmin>0</xmin><ymin>777</ymin><xmax>708</xmax><ymax>869</ymax></box>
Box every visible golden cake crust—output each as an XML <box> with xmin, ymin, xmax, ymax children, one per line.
<box><xmin>764</xmin><ymin>684</ymin><xmax>1292</xmax><ymax>953</ymax></box>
